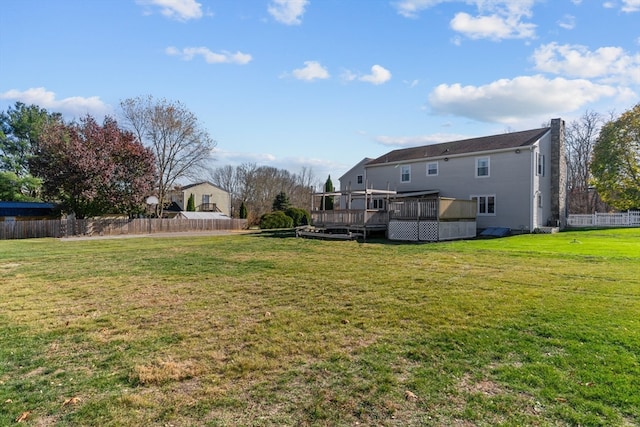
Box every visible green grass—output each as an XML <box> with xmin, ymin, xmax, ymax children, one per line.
<box><xmin>1</xmin><ymin>228</ymin><xmax>639</xmax><ymax>426</ymax></box>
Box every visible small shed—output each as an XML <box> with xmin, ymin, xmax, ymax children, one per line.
<box><xmin>0</xmin><ymin>202</ymin><xmax>58</xmax><ymax>221</ymax></box>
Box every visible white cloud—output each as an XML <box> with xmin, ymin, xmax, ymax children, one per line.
<box><xmin>136</xmin><ymin>0</ymin><xmax>203</xmax><ymax>21</ymax></box>
<box><xmin>394</xmin><ymin>0</ymin><xmax>538</xmax><ymax>40</ymax></box>
<box><xmin>268</xmin><ymin>0</ymin><xmax>309</xmax><ymax>25</ymax></box>
<box><xmin>341</xmin><ymin>65</ymin><xmax>392</xmax><ymax>85</ymax></box>
<box><xmin>602</xmin><ymin>2</ymin><xmax>615</xmax><ymax>9</ymax></box>
<box><xmin>428</xmin><ymin>75</ymin><xmax>619</xmax><ymax>123</ymax></box>
<box><xmin>394</xmin><ymin>0</ymin><xmax>449</xmax><ymax>19</ymax></box>
<box><xmin>557</xmin><ymin>14</ymin><xmax>576</xmax><ymax>30</ymax></box>
<box><xmin>216</xmin><ymin>150</ymin><xmax>277</xmax><ymax>164</ymax></box>
<box><xmin>622</xmin><ymin>0</ymin><xmax>640</xmax><ymax>12</ymax></box>
<box><xmin>0</xmin><ymin>87</ymin><xmax>111</xmax><ymax>118</ymax></box>
<box><xmin>375</xmin><ymin>133</ymin><xmax>469</xmax><ymax>147</ymax></box>
<box><xmin>359</xmin><ymin>65</ymin><xmax>392</xmax><ymax>85</ymax></box>
<box><xmin>166</xmin><ymin>46</ymin><xmax>252</xmax><ymax>64</ymax></box>
<box><xmin>532</xmin><ymin>42</ymin><xmax>640</xmax><ymax>84</ymax></box>
<box><xmin>450</xmin><ymin>11</ymin><xmax>536</xmax><ymax>40</ymax></box>
<box><xmin>290</xmin><ymin>61</ymin><xmax>330</xmax><ymax>81</ymax></box>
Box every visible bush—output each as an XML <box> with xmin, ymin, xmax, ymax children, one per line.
<box><xmin>259</xmin><ymin>211</ymin><xmax>294</xmax><ymax>229</ymax></box>
<box><xmin>285</xmin><ymin>207</ymin><xmax>311</xmax><ymax>227</ymax></box>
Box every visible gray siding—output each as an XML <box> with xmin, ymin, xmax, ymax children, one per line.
<box><xmin>364</xmin><ymin>131</ymin><xmax>554</xmax><ymax>231</ymax></box>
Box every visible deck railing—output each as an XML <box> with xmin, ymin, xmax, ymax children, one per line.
<box><xmin>389</xmin><ymin>198</ymin><xmax>476</xmax><ymax>221</ymax></box>
<box><xmin>312</xmin><ymin>198</ymin><xmax>477</xmax><ymax>228</ymax></box>
<box><xmin>311</xmin><ymin>209</ymin><xmax>388</xmax><ymax>227</ymax></box>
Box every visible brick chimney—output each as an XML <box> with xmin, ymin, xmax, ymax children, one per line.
<box><xmin>550</xmin><ymin>118</ymin><xmax>567</xmax><ymax>228</ymax></box>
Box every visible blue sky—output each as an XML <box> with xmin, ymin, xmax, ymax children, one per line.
<box><xmin>1</xmin><ymin>0</ymin><xmax>639</xmax><ymax>188</ymax></box>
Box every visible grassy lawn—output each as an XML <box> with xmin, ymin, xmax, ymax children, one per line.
<box><xmin>1</xmin><ymin>228</ymin><xmax>639</xmax><ymax>426</ymax></box>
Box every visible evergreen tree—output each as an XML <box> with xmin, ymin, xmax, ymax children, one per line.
<box><xmin>272</xmin><ymin>191</ymin><xmax>291</xmax><ymax>211</ymax></box>
<box><xmin>239</xmin><ymin>201</ymin><xmax>248</xmax><ymax>219</ymax></box>
<box><xmin>187</xmin><ymin>193</ymin><xmax>196</xmax><ymax>211</ymax></box>
<box><xmin>323</xmin><ymin>175</ymin><xmax>334</xmax><ymax>210</ymax></box>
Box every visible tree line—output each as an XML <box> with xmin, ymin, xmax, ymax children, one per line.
<box><xmin>2</xmin><ymin>97</ymin><xmax>638</xmax><ymax>220</ymax></box>
<box><xmin>0</xmin><ymin>97</ymin><xmax>322</xmax><ymax>222</ymax></box>
<box><xmin>208</xmin><ymin>163</ymin><xmax>318</xmax><ymax>225</ymax></box>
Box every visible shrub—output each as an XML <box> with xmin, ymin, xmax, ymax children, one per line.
<box><xmin>259</xmin><ymin>211</ymin><xmax>294</xmax><ymax>229</ymax></box>
<box><xmin>285</xmin><ymin>207</ymin><xmax>311</xmax><ymax>227</ymax></box>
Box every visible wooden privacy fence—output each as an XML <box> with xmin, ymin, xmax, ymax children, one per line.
<box><xmin>567</xmin><ymin>210</ymin><xmax>640</xmax><ymax>228</ymax></box>
<box><xmin>0</xmin><ymin>218</ymin><xmax>248</xmax><ymax>240</ymax></box>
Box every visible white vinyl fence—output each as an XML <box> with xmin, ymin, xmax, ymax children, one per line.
<box><xmin>567</xmin><ymin>210</ymin><xmax>640</xmax><ymax>228</ymax></box>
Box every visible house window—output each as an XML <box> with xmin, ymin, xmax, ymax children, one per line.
<box><xmin>401</xmin><ymin>165</ymin><xmax>411</xmax><ymax>183</ymax></box>
<box><xmin>471</xmin><ymin>195</ymin><xmax>496</xmax><ymax>216</ymax></box>
<box><xmin>371</xmin><ymin>198</ymin><xmax>385</xmax><ymax>210</ymax></box>
<box><xmin>357</xmin><ymin>175</ymin><xmax>363</xmax><ymax>184</ymax></box>
<box><xmin>427</xmin><ymin>162</ymin><xmax>438</xmax><ymax>176</ymax></box>
<box><xmin>476</xmin><ymin>157</ymin><xmax>490</xmax><ymax>177</ymax></box>
<box><xmin>202</xmin><ymin>194</ymin><xmax>210</xmax><ymax>205</ymax></box>
<box><xmin>537</xmin><ymin>153</ymin><xmax>545</xmax><ymax>176</ymax></box>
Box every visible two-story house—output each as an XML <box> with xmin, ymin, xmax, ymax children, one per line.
<box><xmin>167</xmin><ymin>181</ymin><xmax>232</xmax><ymax>217</ymax></box>
<box><xmin>340</xmin><ymin>119</ymin><xmax>567</xmax><ymax>232</ymax></box>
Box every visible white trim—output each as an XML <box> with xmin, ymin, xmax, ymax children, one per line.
<box><xmin>475</xmin><ymin>156</ymin><xmax>490</xmax><ymax>178</ymax></box>
<box><xmin>400</xmin><ymin>165</ymin><xmax>411</xmax><ymax>183</ymax></box>
<box><xmin>471</xmin><ymin>194</ymin><xmax>496</xmax><ymax>216</ymax></box>
<box><xmin>426</xmin><ymin>161</ymin><xmax>438</xmax><ymax>176</ymax></box>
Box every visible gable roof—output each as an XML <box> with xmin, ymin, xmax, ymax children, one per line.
<box><xmin>367</xmin><ymin>127</ymin><xmax>550</xmax><ymax>166</ymax></box>
<box><xmin>180</xmin><ymin>181</ymin><xmax>229</xmax><ymax>193</ymax></box>
<box><xmin>339</xmin><ymin>157</ymin><xmax>374</xmax><ymax>181</ymax></box>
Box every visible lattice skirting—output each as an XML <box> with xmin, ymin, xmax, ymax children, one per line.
<box><xmin>388</xmin><ymin>220</ymin><xmax>439</xmax><ymax>241</ymax></box>
<box><xmin>388</xmin><ymin>220</ymin><xmax>476</xmax><ymax>242</ymax></box>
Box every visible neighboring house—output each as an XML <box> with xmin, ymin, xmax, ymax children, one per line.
<box><xmin>339</xmin><ymin>119</ymin><xmax>567</xmax><ymax>232</ymax></box>
<box><xmin>166</xmin><ymin>182</ymin><xmax>232</xmax><ymax>217</ymax></box>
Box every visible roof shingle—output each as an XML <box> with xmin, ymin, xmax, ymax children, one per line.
<box><xmin>367</xmin><ymin>127</ymin><xmax>550</xmax><ymax>166</ymax></box>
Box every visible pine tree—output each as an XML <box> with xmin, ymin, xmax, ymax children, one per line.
<box><xmin>239</xmin><ymin>201</ymin><xmax>248</xmax><ymax>219</ymax></box>
<box><xmin>187</xmin><ymin>193</ymin><xmax>196</xmax><ymax>211</ymax></box>
<box><xmin>323</xmin><ymin>175</ymin><xmax>334</xmax><ymax>210</ymax></box>
<box><xmin>272</xmin><ymin>191</ymin><xmax>291</xmax><ymax>211</ymax></box>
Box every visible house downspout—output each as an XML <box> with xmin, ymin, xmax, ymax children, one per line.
<box><xmin>530</xmin><ymin>146</ymin><xmax>535</xmax><ymax>232</ymax></box>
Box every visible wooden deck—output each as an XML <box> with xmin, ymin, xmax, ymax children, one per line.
<box><xmin>306</xmin><ymin>196</ymin><xmax>477</xmax><ymax>242</ymax></box>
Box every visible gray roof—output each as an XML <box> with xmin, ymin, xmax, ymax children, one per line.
<box><xmin>176</xmin><ymin>211</ymin><xmax>230</xmax><ymax>220</ymax></box>
<box><xmin>367</xmin><ymin>127</ymin><xmax>550</xmax><ymax>166</ymax></box>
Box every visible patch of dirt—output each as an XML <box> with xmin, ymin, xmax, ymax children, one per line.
<box><xmin>458</xmin><ymin>373</ymin><xmax>504</xmax><ymax>396</ymax></box>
